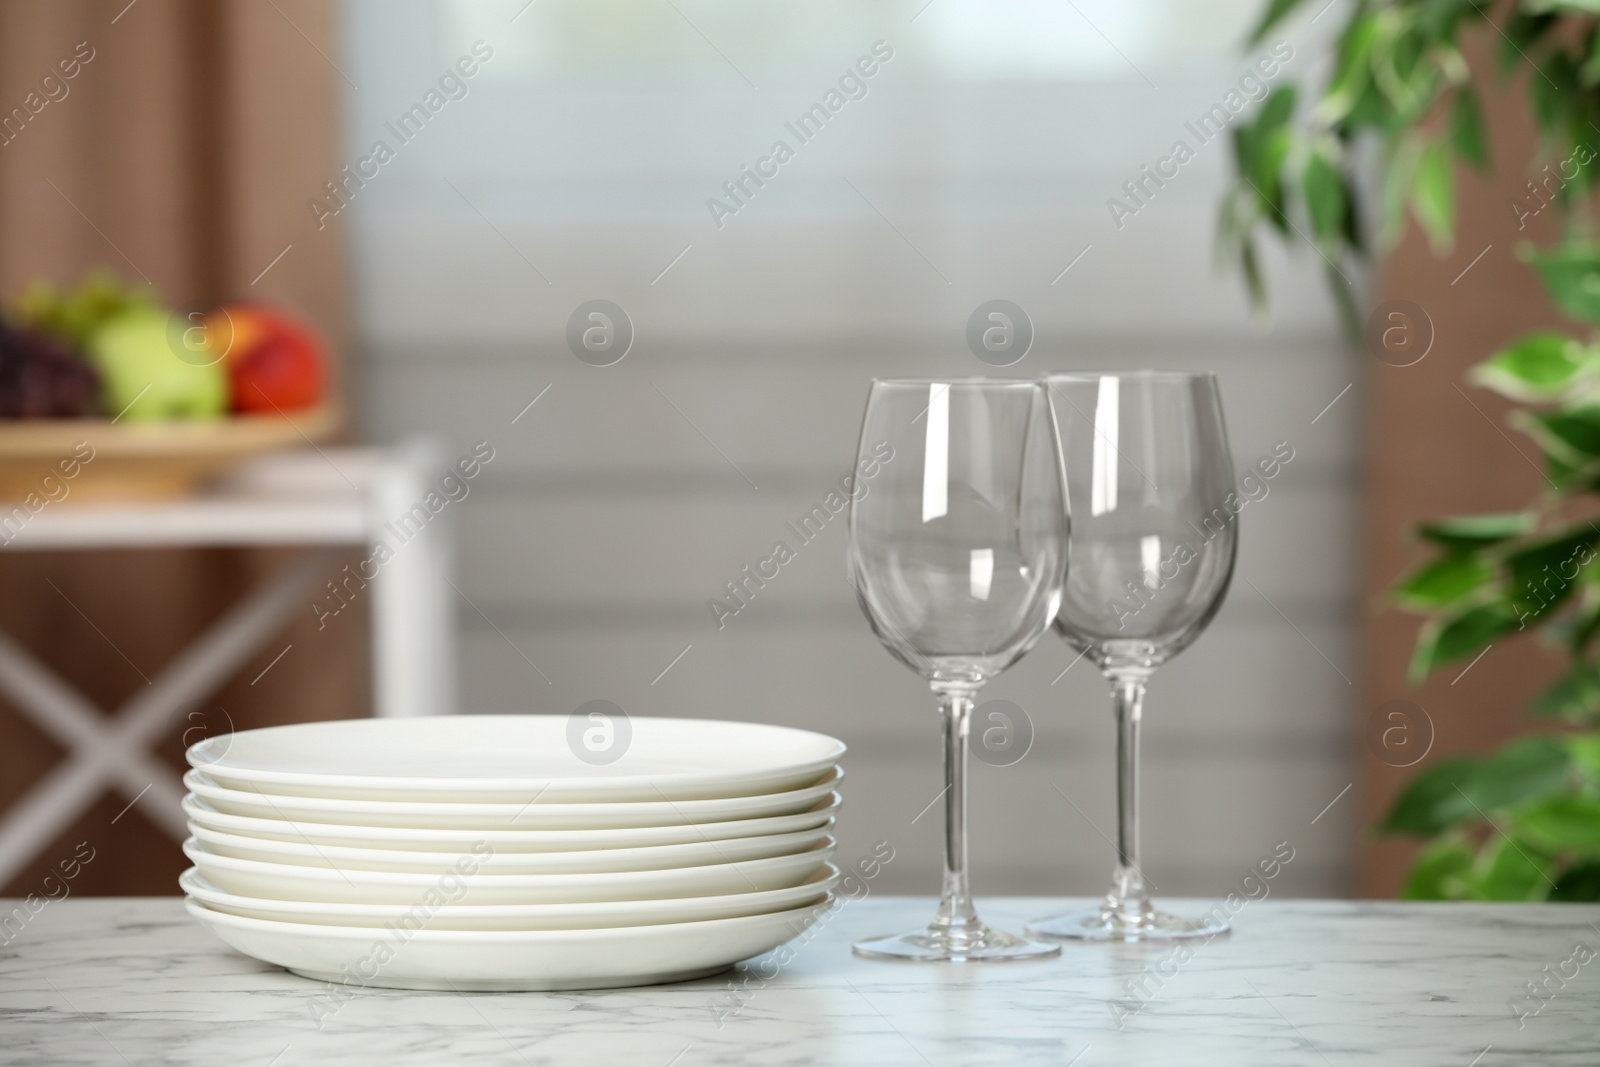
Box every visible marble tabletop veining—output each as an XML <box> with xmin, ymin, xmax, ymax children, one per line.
<box><xmin>1</xmin><ymin>896</ymin><xmax>1597</xmax><ymax>1065</ymax></box>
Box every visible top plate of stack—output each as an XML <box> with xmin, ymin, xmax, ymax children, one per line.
<box><xmin>188</xmin><ymin>715</ymin><xmax>846</xmax><ymax>803</ymax></box>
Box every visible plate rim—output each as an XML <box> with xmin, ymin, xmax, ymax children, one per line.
<box><xmin>186</xmin><ymin>820</ymin><xmax>836</xmax><ymax>869</ymax></box>
<box><xmin>182</xmin><ymin>765</ymin><xmax>844</xmax><ymax>817</ymax></box>
<box><xmin>179</xmin><ymin>863</ymin><xmax>841</xmax><ymax>920</ymax></box>
<box><xmin>185</xmin><ymin>891</ymin><xmax>835</xmax><ymax>942</ymax></box>
<box><xmin>180</xmin><ymin>791</ymin><xmax>844</xmax><ymax>847</ymax></box>
<box><xmin>188</xmin><ymin>714</ymin><xmax>847</xmax><ymax>794</ymax></box>
<box><xmin>182</xmin><ymin>835</ymin><xmax>838</xmax><ymax>889</ymax></box>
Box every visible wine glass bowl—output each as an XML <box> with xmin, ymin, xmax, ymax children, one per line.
<box><xmin>850</xmin><ymin>386</ymin><xmax>1066</xmax><ymax>688</ymax></box>
<box><xmin>848</xmin><ymin>378</ymin><xmax>1066</xmax><ymax>961</ymax></box>
<box><xmin>1032</xmin><ymin>370</ymin><xmax>1237</xmax><ymax>941</ymax></box>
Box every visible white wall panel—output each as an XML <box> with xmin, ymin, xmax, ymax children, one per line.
<box><xmin>344</xmin><ymin>0</ymin><xmax>1357</xmax><ymax>898</ymax></box>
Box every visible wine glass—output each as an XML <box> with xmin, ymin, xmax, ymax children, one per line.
<box><xmin>848</xmin><ymin>378</ymin><xmax>1067</xmax><ymax>962</ymax></box>
<box><xmin>1030</xmin><ymin>370</ymin><xmax>1237</xmax><ymax>941</ymax></box>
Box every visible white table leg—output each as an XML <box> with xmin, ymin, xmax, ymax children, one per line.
<box><xmin>0</xmin><ymin>627</ymin><xmax>183</xmax><ymax>811</ymax></box>
<box><xmin>370</xmin><ymin>441</ymin><xmax>454</xmax><ymax>717</ymax></box>
<box><xmin>0</xmin><ymin>631</ymin><xmax>184</xmax><ymax>879</ymax></box>
<box><xmin>0</xmin><ymin>549</ymin><xmax>339</xmax><ymax>886</ymax></box>
<box><xmin>113</xmin><ymin>549</ymin><xmax>343</xmax><ymax>738</ymax></box>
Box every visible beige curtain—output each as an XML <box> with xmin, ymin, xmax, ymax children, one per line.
<box><xmin>0</xmin><ymin>0</ymin><xmax>362</xmax><ymax>895</ymax></box>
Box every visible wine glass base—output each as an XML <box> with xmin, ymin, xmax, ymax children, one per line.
<box><xmin>1026</xmin><ymin>906</ymin><xmax>1230</xmax><ymax>942</ymax></box>
<box><xmin>853</xmin><ymin>923</ymin><xmax>1062</xmax><ymax>962</ymax></box>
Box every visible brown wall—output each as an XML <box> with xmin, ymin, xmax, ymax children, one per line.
<box><xmin>1362</xmin><ymin>36</ymin><xmax>1570</xmax><ymax>895</ymax></box>
<box><xmin>0</xmin><ymin>0</ymin><xmax>359</xmax><ymax>897</ymax></box>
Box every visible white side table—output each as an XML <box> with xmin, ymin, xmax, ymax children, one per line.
<box><xmin>0</xmin><ymin>443</ymin><xmax>454</xmax><ymax>887</ymax></box>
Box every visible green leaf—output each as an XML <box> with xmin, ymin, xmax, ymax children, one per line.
<box><xmin>1395</xmin><ymin>554</ymin><xmax>1495</xmax><ymax>610</ymax></box>
<box><xmin>1400</xmin><ymin>834</ymin><xmax>1475</xmax><ymax>899</ymax></box>
<box><xmin>1471</xmin><ymin>331</ymin><xmax>1589</xmax><ymax>401</ymax></box>
<box><xmin>1258</xmin><ymin>130</ymin><xmax>1294</xmax><ymax>234</ymax></box>
<box><xmin>1534</xmin><ymin>662</ymin><xmax>1600</xmax><ymax>723</ymax></box>
<box><xmin>1563</xmin><ymin>140</ymin><xmax>1599</xmax><ymax>201</ymax></box>
<box><xmin>1220</xmin><ymin>188</ymin><xmax>1263</xmax><ymax>308</ymax></box>
<box><xmin>1417</xmin><ymin>0</ymin><xmax>1482</xmax><ymax>40</ymax></box>
<box><xmin>1467</xmin><ymin>734</ymin><xmax>1571</xmax><ymax>811</ymax></box>
<box><xmin>1501</xmin><ymin>12</ymin><xmax>1556</xmax><ymax>74</ymax></box>
<box><xmin>1548</xmin><ymin>860</ymin><xmax>1600</xmax><ymax>901</ymax></box>
<box><xmin>1531</xmin><ymin>52</ymin><xmax>1580</xmax><ymax>135</ymax></box>
<box><xmin>1417</xmin><ymin>512</ymin><xmax>1535</xmax><ymax>552</ymax></box>
<box><xmin>1547</xmin><ymin>448</ymin><xmax>1585</xmax><ymax>490</ymax></box>
<box><xmin>1382</xmin><ymin>756</ymin><xmax>1480</xmax><ymax>836</ymax></box>
<box><xmin>1326</xmin><ymin>260</ymin><xmax>1361</xmax><ymax>340</ymax></box>
<box><xmin>1231</xmin><ymin>87</ymin><xmax>1298</xmax><ymax>238</ymax></box>
<box><xmin>1505</xmin><ymin>528</ymin><xmax>1600</xmax><ymax>617</ymax></box>
<box><xmin>1461</xmin><ymin>834</ymin><xmax>1551</xmax><ymax>900</ymax></box>
<box><xmin>1343</xmin><ymin>73</ymin><xmax>1388</xmax><ymax>128</ymax></box>
<box><xmin>1568</xmin><ymin>732</ymin><xmax>1600</xmax><ymax>781</ymax></box>
<box><xmin>1510</xmin><ymin>525</ymin><xmax>1600</xmax><ymax>571</ymax></box>
<box><xmin>1528</xmin><ymin>245</ymin><xmax>1600</xmax><ymax>324</ymax></box>
<box><xmin>1382</xmin><ymin>23</ymin><xmax>1443</xmax><ymax>122</ymax></box>
<box><xmin>1320</xmin><ymin>15</ymin><xmax>1378</xmax><ymax>123</ymax></box>
<box><xmin>1582</xmin><ymin>24</ymin><xmax>1600</xmax><ymax>85</ymax></box>
<box><xmin>1246</xmin><ymin>0</ymin><xmax>1311</xmax><ymax>45</ymax></box>
<box><xmin>1379</xmin><ymin>139</ymin><xmax>1421</xmax><ymax>251</ymax></box>
<box><xmin>1567</xmin><ymin>600</ymin><xmax>1600</xmax><ymax>655</ymax></box>
<box><xmin>1411</xmin><ymin>140</ymin><xmax>1456</xmax><ymax>254</ymax></box>
<box><xmin>1519</xmin><ymin>407</ymin><xmax>1600</xmax><ymax>468</ymax></box>
<box><xmin>1450</xmin><ymin>88</ymin><xmax>1489</xmax><ymax>169</ymax></box>
<box><xmin>1240</xmin><ymin>238</ymin><xmax>1265</xmax><ymax>309</ymax></box>
<box><xmin>1515</xmin><ymin>793</ymin><xmax>1600</xmax><ymax>852</ymax></box>
<box><xmin>1526</xmin><ymin>0</ymin><xmax>1600</xmax><ymax>13</ymax></box>
<box><xmin>1341</xmin><ymin>170</ymin><xmax>1366</xmax><ymax>254</ymax></box>
<box><xmin>1257</xmin><ymin>83</ymin><xmax>1298</xmax><ymax>134</ymax></box>
<box><xmin>1303</xmin><ymin>149</ymin><xmax>1346</xmax><ymax>244</ymax></box>
<box><xmin>1409</xmin><ymin>604</ymin><xmax>1519</xmax><ymax>681</ymax></box>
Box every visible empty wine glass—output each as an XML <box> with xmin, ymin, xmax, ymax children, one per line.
<box><xmin>1030</xmin><ymin>371</ymin><xmax>1237</xmax><ymax>941</ymax></box>
<box><xmin>848</xmin><ymin>378</ymin><xmax>1067</xmax><ymax>961</ymax></box>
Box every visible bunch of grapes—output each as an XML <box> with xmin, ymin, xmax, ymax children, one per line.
<box><xmin>0</xmin><ymin>322</ymin><xmax>101</xmax><ymax>418</ymax></box>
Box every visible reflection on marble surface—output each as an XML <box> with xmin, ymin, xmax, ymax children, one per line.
<box><xmin>0</xmin><ymin>897</ymin><xmax>1597</xmax><ymax>1065</ymax></box>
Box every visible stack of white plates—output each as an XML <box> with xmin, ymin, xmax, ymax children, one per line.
<box><xmin>182</xmin><ymin>715</ymin><xmax>845</xmax><ymax>991</ymax></box>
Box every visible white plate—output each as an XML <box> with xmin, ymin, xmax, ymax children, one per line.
<box><xmin>182</xmin><ymin>793</ymin><xmax>842</xmax><ymax>852</ymax></box>
<box><xmin>181</xmin><ymin>866</ymin><xmax>839</xmax><ymax>929</ymax></box>
<box><xmin>188</xmin><ymin>895</ymin><xmax>832</xmax><ymax>991</ymax></box>
<box><xmin>184</xmin><ymin>767</ymin><xmax>842</xmax><ymax>830</ymax></box>
<box><xmin>189</xmin><ymin>715</ymin><xmax>846</xmax><ymax>802</ymax></box>
<box><xmin>188</xmin><ymin>822</ymin><xmax>835</xmax><ymax>875</ymax></box>
<box><xmin>183</xmin><ymin>837</ymin><xmax>836</xmax><ymax>904</ymax></box>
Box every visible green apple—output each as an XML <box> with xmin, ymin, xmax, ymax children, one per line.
<box><xmin>86</xmin><ymin>307</ymin><xmax>229</xmax><ymax>420</ymax></box>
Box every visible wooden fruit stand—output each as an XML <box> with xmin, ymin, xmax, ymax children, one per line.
<box><xmin>0</xmin><ymin>403</ymin><xmax>342</xmax><ymax>501</ymax></box>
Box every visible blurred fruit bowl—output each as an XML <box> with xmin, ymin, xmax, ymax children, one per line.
<box><xmin>0</xmin><ymin>272</ymin><xmax>339</xmax><ymax>501</ymax></box>
<box><xmin>0</xmin><ymin>402</ymin><xmax>343</xmax><ymax>502</ymax></box>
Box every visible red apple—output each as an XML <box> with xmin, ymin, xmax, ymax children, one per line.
<box><xmin>209</xmin><ymin>304</ymin><xmax>326</xmax><ymax>414</ymax></box>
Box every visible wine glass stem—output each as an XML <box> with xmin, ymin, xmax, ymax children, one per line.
<box><xmin>1109</xmin><ymin>673</ymin><xmax>1152</xmax><ymax>920</ymax></box>
<box><xmin>932</xmin><ymin>685</ymin><xmax>979</xmax><ymax>933</ymax></box>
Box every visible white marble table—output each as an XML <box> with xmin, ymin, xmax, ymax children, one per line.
<box><xmin>1</xmin><ymin>897</ymin><xmax>1597</xmax><ymax>1065</ymax></box>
